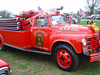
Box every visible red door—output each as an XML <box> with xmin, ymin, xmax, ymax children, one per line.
<box><xmin>31</xmin><ymin>17</ymin><xmax>51</xmax><ymax>51</ymax></box>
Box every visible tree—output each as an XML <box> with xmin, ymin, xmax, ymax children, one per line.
<box><xmin>86</xmin><ymin>0</ymin><xmax>100</xmax><ymax>15</ymax></box>
<box><xmin>0</xmin><ymin>10</ymin><xmax>12</xmax><ymax>18</ymax></box>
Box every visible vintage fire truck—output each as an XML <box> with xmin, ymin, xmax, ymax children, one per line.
<box><xmin>0</xmin><ymin>9</ymin><xmax>100</xmax><ymax>71</ymax></box>
<box><xmin>0</xmin><ymin>59</ymin><xmax>10</xmax><ymax>75</ymax></box>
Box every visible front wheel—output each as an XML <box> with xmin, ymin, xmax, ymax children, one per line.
<box><xmin>53</xmin><ymin>44</ymin><xmax>79</xmax><ymax>71</ymax></box>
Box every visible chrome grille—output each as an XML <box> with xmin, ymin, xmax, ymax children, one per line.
<box><xmin>87</xmin><ymin>35</ymin><xmax>99</xmax><ymax>50</ymax></box>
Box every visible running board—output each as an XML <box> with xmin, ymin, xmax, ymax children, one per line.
<box><xmin>3</xmin><ymin>43</ymin><xmax>52</xmax><ymax>55</ymax></box>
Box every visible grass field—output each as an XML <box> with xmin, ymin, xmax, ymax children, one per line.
<box><xmin>1</xmin><ymin>49</ymin><xmax>100</xmax><ymax>75</ymax></box>
<box><xmin>80</xmin><ymin>20</ymin><xmax>100</xmax><ymax>27</ymax></box>
<box><xmin>0</xmin><ymin>20</ymin><xmax>100</xmax><ymax>75</ymax></box>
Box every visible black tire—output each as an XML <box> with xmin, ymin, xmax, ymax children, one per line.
<box><xmin>53</xmin><ymin>44</ymin><xmax>79</xmax><ymax>71</ymax></box>
<box><xmin>0</xmin><ymin>36</ymin><xmax>7</xmax><ymax>51</ymax></box>
<box><xmin>0</xmin><ymin>44</ymin><xmax>7</xmax><ymax>51</ymax></box>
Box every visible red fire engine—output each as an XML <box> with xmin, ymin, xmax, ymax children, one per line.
<box><xmin>0</xmin><ymin>9</ymin><xmax>100</xmax><ymax>71</ymax></box>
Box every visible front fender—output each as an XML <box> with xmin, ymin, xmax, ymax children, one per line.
<box><xmin>50</xmin><ymin>39</ymin><xmax>81</xmax><ymax>53</ymax></box>
<box><xmin>50</xmin><ymin>36</ymin><xmax>83</xmax><ymax>54</ymax></box>
<box><xmin>99</xmin><ymin>40</ymin><xmax>100</xmax><ymax>47</ymax></box>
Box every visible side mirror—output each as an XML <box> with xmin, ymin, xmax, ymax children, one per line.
<box><xmin>29</xmin><ymin>21</ymin><xmax>32</xmax><ymax>26</ymax></box>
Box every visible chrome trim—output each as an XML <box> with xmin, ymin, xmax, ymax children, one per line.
<box><xmin>0</xmin><ymin>22</ymin><xmax>21</xmax><ymax>25</ymax></box>
<box><xmin>0</xmin><ymin>17</ymin><xmax>19</xmax><ymax>21</ymax></box>
<box><xmin>0</xmin><ymin>67</ymin><xmax>10</xmax><ymax>75</ymax></box>
<box><xmin>91</xmin><ymin>57</ymin><xmax>100</xmax><ymax>60</ymax></box>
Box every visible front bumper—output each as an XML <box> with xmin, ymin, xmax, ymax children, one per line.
<box><xmin>90</xmin><ymin>48</ymin><xmax>100</xmax><ymax>62</ymax></box>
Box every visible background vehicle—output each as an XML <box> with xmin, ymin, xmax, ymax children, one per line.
<box><xmin>72</xmin><ymin>17</ymin><xmax>78</xmax><ymax>24</ymax></box>
<box><xmin>95</xmin><ymin>17</ymin><xmax>100</xmax><ymax>20</ymax></box>
<box><xmin>0</xmin><ymin>59</ymin><xmax>10</xmax><ymax>75</ymax></box>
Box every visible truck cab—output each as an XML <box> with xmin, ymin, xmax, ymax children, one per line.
<box><xmin>0</xmin><ymin>11</ymin><xmax>100</xmax><ymax>71</ymax></box>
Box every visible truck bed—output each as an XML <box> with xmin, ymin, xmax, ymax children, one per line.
<box><xmin>0</xmin><ymin>17</ymin><xmax>33</xmax><ymax>49</ymax></box>
<box><xmin>0</xmin><ymin>30</ymin><xmax>31</xmax><ymax>49</ymax></box>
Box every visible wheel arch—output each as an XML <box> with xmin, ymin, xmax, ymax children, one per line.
<box><xmin>51</xmin><ymin>41</ymin><xmax>79</xmax><ymax>54</ymax></box>
<box><xmin>0</xmin><ymin>34</ymin><xmax>3</xmax><ymax>43</ymax></box>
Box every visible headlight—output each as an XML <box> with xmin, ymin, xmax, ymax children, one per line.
<box><xmin>82</xmin><ymin>38</ymin><xmax>87</xmax><ymax>47</ymax></box>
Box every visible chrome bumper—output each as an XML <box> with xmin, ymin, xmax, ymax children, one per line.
<box><xmin>90</xmin><ymin>48</ymin><xmax>100</xmax><ymax>62</ymax></box>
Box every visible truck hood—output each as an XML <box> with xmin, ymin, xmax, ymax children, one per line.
<box><xmin>52</xmin><ymin>24</ymin><xmax>95</xmax><ymax>34</ymax></box>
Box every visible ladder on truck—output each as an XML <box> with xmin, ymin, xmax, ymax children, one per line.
<box><xmin>0</xmin><ymin>18</ymin><xmax>23</xmax><ymax>30</ymax></box>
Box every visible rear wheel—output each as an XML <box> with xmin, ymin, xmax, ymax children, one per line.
<box><xmin>0</xmin><ymin>44</ymin><xmax>6</xmax><ymax>51</ymax></box>
<box><xmin>53</xmin><ymin>44</ymin><xmax>79</xmax><ymax>71</ymax></box>
<box><xmin>0</xmin><ymin>37</ymin><xmax>6</xmax><ymax>51</ymax></box>
<box><xmin>0</xmin><ymin>38</ymin><xmax>2</xmax><ymax>50</ymax></box>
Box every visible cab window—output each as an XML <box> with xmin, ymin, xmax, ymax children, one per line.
<box><xmin>36</xmin><ymin>17</ymin><xmax>48</xmax><ymax>27</ymax></box>
<box><xmin>49</xmin><ymin>15</ymin><xmax>70</xmax><ymax>25</ymax></box>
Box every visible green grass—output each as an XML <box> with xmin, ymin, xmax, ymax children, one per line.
<box><xmin>0</xmin><ymin>20</ymin><xmax>100</xmax><ymax>75</ymax></box>
<box><xmin>80</xmin><ymin>20</ymin><xmax>100</xmax><ymax>27</ymax></box>
<box><xmin>0</xmin><ymin>48</ymin><xmax>100</xmax><ymax>75</ymax></box>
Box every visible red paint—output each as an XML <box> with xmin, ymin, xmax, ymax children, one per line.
<box><xmin>0</xmin><ymin>30</ymin><xmax>31</xmax><ymax>48</ymax></box>
<box><xmin>0</xmin><ymin>59</ymin><xmax>10</xmax><ymax>69</ymax></box>
<box><xmin>57</xmin><ymin>50</ymin><xmax>71</xmax><ymax>68</ymax></box>
<box><xmin>99</xmin><ymin>32</ymin><xmax>100</xmax><ymax>47</ymax></box>
<box><xmin>86</xmin><ymin>34</ymin><xmax>99</xmax><ymax>51</ymax></box>
<box><xmin>99</xmin><ymin>39</ymin><xmax>100</xmax><ymax>47</ymax></box>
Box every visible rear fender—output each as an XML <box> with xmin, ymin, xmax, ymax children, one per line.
<box><xmin>0</xmin><ymin>34</ymin><xmax>3</xmax><ymax>43</ymax></box>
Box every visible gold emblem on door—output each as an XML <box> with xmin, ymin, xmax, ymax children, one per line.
<box><xmin>36</xmin><ymin>33</ymin><xmax>43</xmax><ymax>47</ymax></box>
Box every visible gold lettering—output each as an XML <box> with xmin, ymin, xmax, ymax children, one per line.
<box><xmin>67</xmin><ymin>28</ymin><xmax>70</xmax><ymax>31</ymax></box>
<box><xmin>60</xmin><ymin>27</ymin><xmax>63</xmax><ymax>30</ymax></box>
<box><xmin>34</xmin><ymin>30</ymin><xmax>47</xmax><ymax>36</ymax></box>
<box><xmin>64</xmin><ymin>27</ymin><xmax>66</xmax><ymax>30</ymax></box>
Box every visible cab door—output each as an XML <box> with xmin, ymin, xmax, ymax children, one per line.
<box><xmin>32</xmin><ymin>17</ymin><xmax>51</xmax><ymax>51</ymax></box>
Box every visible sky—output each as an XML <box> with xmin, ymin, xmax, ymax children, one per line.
<box><xmin>0</xmin><ymin>0</ymin><xmax>86</xmax><ymax>14</ymax></box>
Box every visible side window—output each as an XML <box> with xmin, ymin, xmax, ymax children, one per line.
<box><xmin>36</xmin><ymin>17</ymin><xmax>48</xmax><ymax>27</ymax></box>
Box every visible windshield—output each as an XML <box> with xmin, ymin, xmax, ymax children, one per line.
<box><xmin>49</xmin><ymin>15</ymin><xmax>70</xmax><ymax>25</ymax></box>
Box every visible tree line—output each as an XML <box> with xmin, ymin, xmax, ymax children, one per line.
<box><xmin>86</xmin><ymin>0</ymin><xmax>100</xmax><ymax>15</ymax></box>
<box><xmin>0</xmin><ymin>0</ymin><xmax>100</xmax><ymax>18</ymax></box>
<box><xmin>0</xmin><ymin>10</ymin><xmax>12</xmax><ymax>18</ymax></box>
